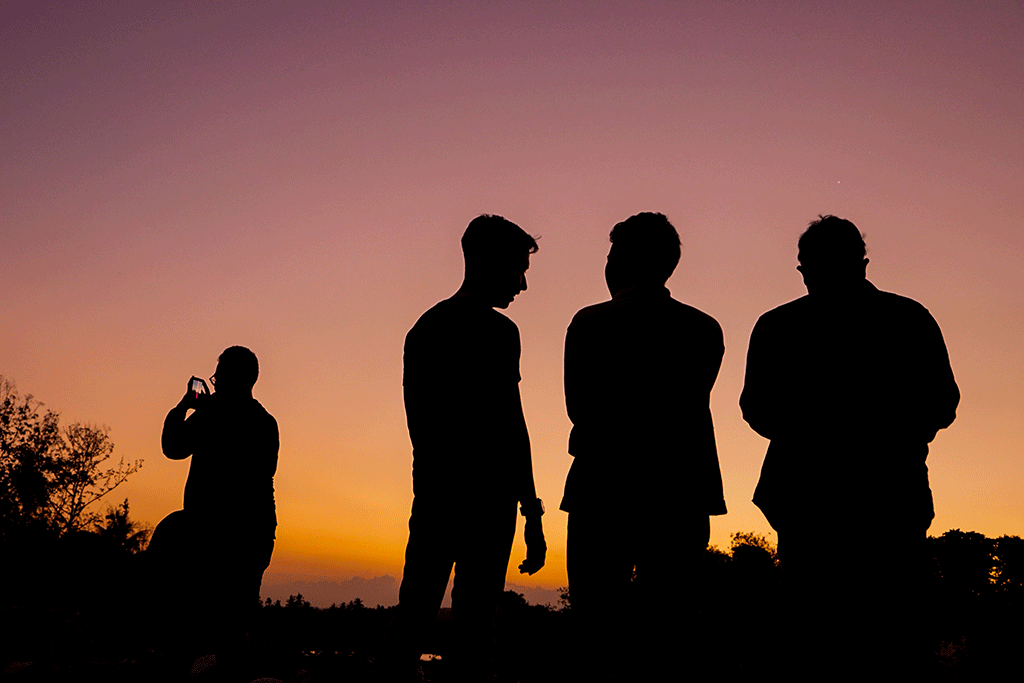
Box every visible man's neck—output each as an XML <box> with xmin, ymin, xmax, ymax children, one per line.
<box><xmin>611</xmin><ymin>281</ymin><xmax>668</xmax><ymax>298</ymax></box>
<box><xmin>451</xmin><ymin>280</ymin><xmax>492</xmax><ymax>307</ymax></box>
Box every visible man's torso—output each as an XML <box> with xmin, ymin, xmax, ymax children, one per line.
<box><xmin>403</xmin><ymin>297</ymin><xmax>522</xmax><ymax>503</ymax></box>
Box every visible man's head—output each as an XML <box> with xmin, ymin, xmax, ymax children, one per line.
<box><xmin>213</xmin><ymin>346</ymin><xmax>259</xmax><ymax>397</ymax></box>
<box><xmin>461</xmin><ymin>214</ymin><xmax>539</xmax><ymax>308</ymax></box>
<box><xmin>796</xmin><ymin>215</ymin><xmax>868</xmax><ymax>296</ymax></box>
<box><xmin>605</xmin><ymin>212</ymin><xmax>681</xmax><ymax>296</ymax></box>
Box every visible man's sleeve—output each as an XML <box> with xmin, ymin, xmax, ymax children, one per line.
<box><xmin>267</xmin><ymin>415</ymin><xmax>281</xmax><ymax>477</ymax></box>
<box><xmin>564</xmin><ymin>315</ymin><xmax>598</xmax><ymax>455</ymax></box>
<box><xmin>162</xmin><ymin>406</ymin><xmax>198</xmax><ymax>460</ymax></box>
<box><xmin>504</xmin><ymin>321</ymin><xmax>537</xmax><ymax>504</ymax></box>
<box><xmin>402</xmin><ymin>325</ymin><xmax>432</xmax><ymax>451</ymax></box>
<box><xmin>918</xmin><ymin>309</ymin><xmax>960</xmax><ymax>440</ymax></box>
<box><xmin>704</xmin><ymin>317</ymin><xmax>726</xmax><ymax>396</ymax></box>
<box><xmin>739</xmin><ymin>316</ymin><xmax>779</xmax><ymax>441</ymax></box>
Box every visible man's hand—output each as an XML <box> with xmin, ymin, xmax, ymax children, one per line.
<box><xmin>518</xmin><ymin>516</ymin><xmax>546</xmax><ymax>575</ymax></box>
<box><xmin>177</xmin><ymin>377</ymin><xmax>209</xmax><ymax>410</ymax></box>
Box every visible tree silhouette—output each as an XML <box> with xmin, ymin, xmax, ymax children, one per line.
<box><xmin>993</xmin><ymin>535</ymin><xmax>1024</xmax><ymax>598</ymax></box>
<box><xmin>0</xmin><ymin>376</ymin><xmax>141</xmax><ymax>540</ymax></box>
<box><xmin>95</xmin><ymin>498</ymin><xmax>151</xmax><ymax>554</ymax></box>
<box><xmin>930</xmin><ymin>529</ymin><xmax>996</xmax><ymax>598</ymax></box>
<box><xmin>728</xmin><ymin>531</ymin><xmax>778</xmax><ymax>567</ymax></box>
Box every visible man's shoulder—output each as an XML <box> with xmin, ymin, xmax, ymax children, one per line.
<box><xmin>873</xmin><ymin>287</ymin><xmax>930</xmax><ymax>315</ymax></box>
<box><xmin>415</xmin><ymin>298</ymin><xmax>518</xmax><ymax>329</ymax></box>
<box><xmin>754</xmin><ymin>294</ymin><xmax>813</xmax><ymax>327</ymax></box>
<box><xmin>570</xmin><ymin>294</ymin><xmax>721</xmax><ymax>334</ymax></box>
<box><xmin>203</xmin><ymin>395</ymin><xmax>277</xmax><ymax>430</ymax></box>
<box><xmin>665</xmin><ymin>297</ymin><xmax>722</xmax><ymax>332</ymax></box>
<box><xmin>762</xmin><ymin>293</ymin><xmax>811</xmax><ymax>316</ymax></box>
<box><xmin>569</xmin><ymin>298</ymin><xmax>615</xmax><ymax>326</ymax></box>
<box><xmin>247</xmin><ymin>398</ymin><xmax>278</xmax><ymax>428</ymax></box>
<box><xmin>407</xmin><ymin>298</ymin><xmax>519</xmax><ymax>347</ymax></box>
<box><xmin>755</xmin><ymin>285</ymin><xmax>934</xmax><ymax>327</ymax></box>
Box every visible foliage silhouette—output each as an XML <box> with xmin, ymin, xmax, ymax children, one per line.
<box><xmin>0</xmin><ymin>376</ymin><xmax>141</xmax><ymax>541</ymax></box>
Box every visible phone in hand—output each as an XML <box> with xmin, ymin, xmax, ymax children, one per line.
<box><xmin>189</xmin><ymin>377</ymin><xmax>208</xmax><ymax>399</ymax></box>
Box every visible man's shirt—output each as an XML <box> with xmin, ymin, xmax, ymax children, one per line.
<box><xmin>740</xmin><ymin>279</ymin><xmax>959</xmax><ymax>528</ymax></box>
<box><xmin>403</xmin><ymin>296</ymin><xmax>529</xmax><ymax>504</ymax></box>
<box><xmin>162</xmin><ymin>393</ymin><xmax>279</xmax><ymax>534</ymax></box>
<box><xmin>560</xmin><ymin>283</ymin><xmax>727</xmax><ymax>516</ymax></box>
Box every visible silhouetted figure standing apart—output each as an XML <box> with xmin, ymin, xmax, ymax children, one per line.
<box><xmin>153</xmin><ymin>345</ymin><xmax>279</xmax><ymax>678</ymax></box>
<box><xmin>740</xmin><ymin>216</ymin><xmax>959</xmax><ymax>679</ymax></box>
<box><xmin>378</xmin><ymin>214</ymin><xmax>546</xmax><ymax>683</ymax></box>
<box><xmin>560</xmin><ymin>212</ymin><xmax>726</xmax><ymax>682</ymax></box>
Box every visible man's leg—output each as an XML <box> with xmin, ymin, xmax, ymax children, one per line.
<box><xmin>449</xmin><ymin>501</ymin><xmax>518</xmax><ymax>683</ymax></box>
<box><xmin>778</xmin><ymin>525</ymin><xmax>838</xmax><ymax>680</ymax></box>
<box><xmin>214</xmin><ymin>534</ymin><xmax>275</xmax><ymax>678</ymax></box>
<box><xmin>566</xmin><ymin>510</ymin><xmax>635</xmax><ymax>682</ymax></box>
<box><xmin>634</xmin><ymin>513</ymin><xmax>710</xmax><ymax>682</ymax></box>
<box><xmin>857</xmin><ymin>524</ymin><xmax>930</xmax><ymax>676</ymax></box>
<box><xmin>378</xmin><ymin>499</ymin><xmax>454</xmax><ymax>681</ymax></box>
<box><xmin>781</xmin><ymin>520</ymin><xmax>929</xmax><ymax>680</ymax></box>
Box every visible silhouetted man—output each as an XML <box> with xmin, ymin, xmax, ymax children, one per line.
<box><xmin>740</xmin><ymin>215</ymin><xmax>959</xmax><ymax>678</ymax></box>
<box><xmin>560</xmin><ymin>212</ymin><xmax>726</xmax><ymax>682</ymax></box>
<box><xmin>154</xmin><ymin>345</ymin><xmax>279</xmax><ymax>676</ymax></box>
<box><xmin>378</xmin><ymin>214</ymin><xmax>546</xmax><ymax>683</ymax></box>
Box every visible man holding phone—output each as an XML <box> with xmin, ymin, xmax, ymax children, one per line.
<box><xmin>155</xmin><ymin>345</ymin><xmax>279</xmax><ymax>676</ymax></box>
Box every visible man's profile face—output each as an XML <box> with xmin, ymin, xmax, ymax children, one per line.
<box><xmin>489</xmin><ymin>249</ymin><xmax>530</xmax><ymax>309</ymax></box>
<box><xmin>212</xmin><ymin>360</ymin><xmax>229</xmax><ymax>394</ymax></box>
<box><xmin>605</xmin><ymin>245</ymin><xmax>628</xmax><ymax>297</ymax></box>
<box><xmin>212</xmin><ymin>359</ymin><xmax>249</xmax><ymax>396</ymax></box>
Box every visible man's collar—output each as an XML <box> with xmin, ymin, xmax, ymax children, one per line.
<box><xmin>611</xmin><ymin>282</ymin><xmax>670</xmax><ymax>299</ymax></box>
<box><xmin>807</xmin><ymin>278</ymin><xmax>877</xmax><ymax>302</ymax></box>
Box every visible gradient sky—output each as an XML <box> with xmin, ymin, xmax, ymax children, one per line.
<box><xmin>3</xmin><ymin>0</ymin><xmax>1023</xmax><ymax>597</ymax></box>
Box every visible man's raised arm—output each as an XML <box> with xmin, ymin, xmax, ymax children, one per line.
<box><xmin>162</xmin><ymin>383</ymin><xmax>202</xmax><ymax>460</ymax></box>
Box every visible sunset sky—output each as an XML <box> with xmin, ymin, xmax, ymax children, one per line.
<box><xmin>3</xmin><ymin>0</ymin><xmax>1023</xmax><ymax>602</ymax></box>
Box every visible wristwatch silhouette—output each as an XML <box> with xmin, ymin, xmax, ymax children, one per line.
<box><xmin>520</xmin><ymin>498</ymin><xmax>545</xmax><ymax>518</ymax></box>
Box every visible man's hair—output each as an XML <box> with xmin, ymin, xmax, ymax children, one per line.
<box><xmin>218</xmin><ymin>345</ymin><xmax>259</xmax><ymax>388</ymax></box>
<box><xmin>798</xmin><ymin>215</ymin><xmax>867</xmax><ymax>266</ymax></box>
<box><xmin>609</xmin><ymin>212</ymin><xmax>681</xmax><ymax>283</ymax></box>
<box><xmin>461</xmin><ymin>214</ymin><xmax>539</xmax><ymax>267</ymax></box>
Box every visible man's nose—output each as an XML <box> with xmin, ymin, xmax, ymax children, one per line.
<box><xmin>520</xmin><ymin>274</ymin><xmax>527</xmax><ymax>292</ymax></box>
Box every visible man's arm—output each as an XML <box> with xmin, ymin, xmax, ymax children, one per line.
<box><xmin>563</xmin><ymin>316</ymin><xmax>596</xmax><ymax>434</ymax></box>
<box><xmin>161</xmin><ymin>386</ymin><xmax>202</xmax><ymax>460</ymax></box>
<box><xmin>511</xmin><ymin>394</ymin><xmax>539</xmax><ymax>507</ymax></box>
<box><xmin>916</xmin><ymin>309</ymin><xmax>960</xmax><ymax>441</ymax></box>
<box><xmin>516</xmin><ymin>399</ymin><xmax>545</xmax><ymax>576</ymax></box>
<box><xmin>739</xmin><ymin>317</ymin><xmax>780</xmax><ymax>440</ymax></box>
<box><xmin>704</xmin><ymin>318</ymin><xmax>726</xmax><ymax>397</ymax></box>
<box><xmin>507</xmin><ymin>327</ymin><xmax>545</xmax><ymax>575</ymax></box>
<box><xmin>265</xmin><ymin>414</ymin><xmax>281</xmax><ymax>477</ymax></box>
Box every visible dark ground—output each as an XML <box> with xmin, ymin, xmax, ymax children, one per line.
<box><xmin>4</xmin><ymin>530</ymin><xmax>1022</xmax><ymax>681</ymax></box>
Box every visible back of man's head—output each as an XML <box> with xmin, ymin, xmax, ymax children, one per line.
<box><xmin>797</xmin><ymin>215</ymin><xmax>869</xmax><ymax>295</ymax></box>
<box><xmin>798</xmin><ymin>215</ymin><xmax>866</xmax><ymax>268</ymax></box>
<box><xmin>608</xmin><ymin>212</ymin><xmax>681</xmax><ymax>285</ymax></box>
<box><xmin>461</xmin><ymin>214</ymin><xmax>539</xmax><ymax>271</ymax></box>
<box><xmin>217</xmin><ymin>345</ymin><xmax>259</xmax><ymax>392</ymax></box>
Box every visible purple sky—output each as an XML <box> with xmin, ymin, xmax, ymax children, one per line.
<box><xmin>3</xmin><ymin>0</ymin><xmax>1023</xmax><ymax>594</ymax></box>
